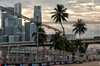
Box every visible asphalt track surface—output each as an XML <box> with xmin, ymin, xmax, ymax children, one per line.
<box><xmin>52</xmin><ymin>61</ymin><xmax>100</xmax><ymax>66</ymax></box>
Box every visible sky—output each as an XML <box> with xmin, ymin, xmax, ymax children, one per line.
<box><xmin>0</xmin><ymin>0</ymin><xmax>100</xmax><ymax>38</ymax></box>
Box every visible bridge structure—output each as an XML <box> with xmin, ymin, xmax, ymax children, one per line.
<box><xmin>0</xmin><ymin>38</ymin><xmax>100</xmax><ymax>55</ymax></box>
<box><xmin>0</xmin><ymin>38</ymin><xmax>100</xmax><ymax>66</ymax></box>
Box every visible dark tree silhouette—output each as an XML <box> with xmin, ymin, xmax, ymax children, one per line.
<box><xmin>51</xmin><ymin>4</ymin><xmax>68</xmax><ymax>36</ymax></box>
<box><xmin>72</xmin><ymin>19</ymin><xmax>87</xmax><ymax>39</ymax></box>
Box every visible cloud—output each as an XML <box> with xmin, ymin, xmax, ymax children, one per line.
<box><xmin>0</xmin><ymin>0</ymin><xmax>100</xmax><ymax>38</ymax></box>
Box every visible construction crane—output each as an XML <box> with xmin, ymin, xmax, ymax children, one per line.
<box><xmin>0</xmin><ymin>6</ymin><xmax>63</xmax><ymax>33</ymax></box>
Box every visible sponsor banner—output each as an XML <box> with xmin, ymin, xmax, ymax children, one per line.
<box><xmin>56</xmin><ymin>62</ymin><xmax>60</xmax><ymax>64</ymax></box>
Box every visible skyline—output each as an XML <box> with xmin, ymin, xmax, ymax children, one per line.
<box><xmin>0</xmin><ymin>0</ymin><xmax>100</xmax><ymax>38</ymax></box>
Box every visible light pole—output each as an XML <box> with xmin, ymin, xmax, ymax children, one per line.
<box><xmin>36</xmin><ymin>13</ymin><xmax>39</xmax><ymax>62</ymax></box>
<box><xmin>36</xmin><ymin>24</ymin><xmax>39</xmax><ymax>62</ymax></box>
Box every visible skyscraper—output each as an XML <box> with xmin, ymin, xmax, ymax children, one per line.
<box><xmin>14</xmin><ymin>3</ymin><xmax>22</xmax><ymax>25</ymax></box>
<box><xmin>0</xmin><ymin>29</ymin><xmax>3</xmax><ymax>36</ymax></box>
<box><xmin>1</xmin><ymin>3</ymin><xmax>22</xmax><ymax>42</ymax></box>
<box><xmin>30</xmin><ymin>23</ymin><xmax>37</xmax><ymax>41</ymax></box>
<box><xmin>34</xmin><ymin>6</ymin><xmax>42</xmax><ymax>22</ymax></box>
<box><xmin>14</xmin><ymin>3</ymin><xmax>22</xmax><ymax>41</ymax></box>
<box><xmin>5</xmin><ymin>18</ymin><xmax>17</xmax><ymax>35</ymax></box>
<box><xmin>25</xmin><ymin>22</ymin><xmax>30</xmax><ymax>41</ymax></box>
<box><xmin>29</xmin><ymin>6</ymin><xmax>42</xmax><ymax>41</ymax></box>
<box><xmin>1</xmin><ymin>7</ymin><xmax>14</xmax><ymax>35</ymax></box>
<box><xmin>14</xmin><ymin>3</ymin><xmax>21</xmax><ymax>14</ymax></box>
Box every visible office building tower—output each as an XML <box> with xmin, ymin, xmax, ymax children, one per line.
<box><xmin>34</xmin><ymin>6</ymin><xmax>42</xmax><ymax>22</ymax></box>
<box><xmin>9</xmin><ymin>35</ymin><xmax>19</xmax><ymax>42</ymax></box>
<box><xmin>14</xmin><ymin>3</ymin><xmax>22</xmax><ymax>41</ymax></box>
<box><xmin>14</xmin><ymin>25</ymin><xmax>21</xmax><ymax>35</ymax></box>
<box><xmin>14</xmin><ymin>3</ymin><xmax>21</xmax><ymax>18</ymax></box>
<box><xmin>3</xmin><ymin>35</ymin><xmax>9</xmax><ymax>42</ymax></box>
<box><xmin>0</xmin><ymin>29</ymin><xmax>3</xmax><ymax>36</ymax></box>
<box><xmin>5</xmin><ymin>18</ymin><xmax>17</xmax><ymax>35</ymax></box>
<box><xmin>14</xmin><ymin>35</ymin><xmax>20</xmax><ymax>42</ymax></box>
<box><xmin>1</xmin><ymin>7</ymin><xmax>14</xmax><ymax>35</ymax></box>
<box><xmin>0</xmin><ymin>36</ymin><xmax>4</xmax><ymax>42</ymax></box>
<box><xmin>30</xmin><ymin>6</ymin><xmax>42</xmax><ymax>41</ymax></box>
<box><xmin>25</xmin><ymin>22</ymin><xmax>30</xmax><ymax>41</ymax></box>
<box><xmin>30</xmin><ymin>23</ymin><xmax>37</xmax><ymax>41</ymax></box>
<box><xmin>22</xmin><ymin>26</ymin><xmax>25</xmax><ymax>41</ymax></box>
<box><xmin>66</xmin><ymin>34</ymin><xmax>76</xmax><ymax>40</ymax></box>
<box><xmin>14</xmin><ymin>3</ymin><xmax>22</xmax><ymax>25</ymax></box>
<box><xmin>14</xmin><ymin>25</ymin><xmax>22</xmax><ymax>41</ymax></box>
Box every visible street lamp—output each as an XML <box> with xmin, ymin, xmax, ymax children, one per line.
<box><xmin>36</xmin><ymin>13</ymin><xmax>39</xmax><ymax>62</ymax></box>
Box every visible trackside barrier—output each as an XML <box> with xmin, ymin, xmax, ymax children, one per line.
<box><xmin>1</xmin><ymin>48</ymin><xmax>100</xmax><ymax>66</ymax></box>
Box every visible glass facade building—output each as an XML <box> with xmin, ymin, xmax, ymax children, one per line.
<box><xmin>25</xmin><ymin>22</ymin><xmax>30</xmax><ymax>41</ymax></box>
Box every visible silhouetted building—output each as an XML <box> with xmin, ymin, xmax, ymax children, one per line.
<box><xmin>0</xmin><ymin>36</ymin><xmax>4</xmax><ymax>42</ymax></box>
<box><xmin>30</xmin><ymin>23</ymin><xmax>37</xmax><ymax>41</ymax></box>
<box><xmin>14</xmin><ymin>3</ymin><xmax>22</xmax><ymax>41</ymax></box>
<box><xmin>9</xmin><ymin>35</ymin><xmax>19</xmax><ymax>42</ymax></box>
<box><xmin>0</xmin><ymin>29</ymin><xmax>3</xmax><ymax>36</ymax></box>
<box><xmin>25</xmin><ymin>22</ymin><xmax>30</xmax><ymax>41</ymax></box>
<box><xmin>66</xmin><ymin>34</ymin><xmax>76</xmax><ymax>40</ymax></box>
<box><xmin>34</xmin><ymin>6</ymin><xmax>42</xmax><ymax>22</ymax></box>
<box><xmin>5</xmin><ymin>18</ymin><xmax>17</xmax><ymax>35</ymax></box>
<box><xmin>1</xmin><ymin>7</ymin><xmax>14</xmax><ymax>35</ymax></box>
<box><xmin>3</xmin><ymin>35</ymin><xmax>9</xmax><ymax>42</ymax></box>
<box><xmin>30</xmin><ymin>6</ymin><xmax>42</xmax><ymax>41</ymax></box>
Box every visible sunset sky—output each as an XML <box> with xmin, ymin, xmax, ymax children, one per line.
<box><xmin>0</xmin><ymin>0</ymin><xmax>100</xmax><ymax>38</ymax></box>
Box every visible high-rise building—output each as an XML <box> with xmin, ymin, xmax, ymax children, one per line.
<box><xmin>14</xmin><ymin>3</ymin><xmax>22</xmax><ymax>25</ymax></box>
<box><xmin>0</xmin><ymin>36</ymin><xmax>4</xmax><ymax>42</ymax></box>
<box><xmin>14</xmin><ymin>3</ymin><xmax>21</xmax><ymax>13</ymax></box>
<box><xmin>0</xmin><ymin>29</ymin><xmax>3</xmax><ymax>36</ymax></box>
<box><xmin>14</xmin><ymin>3</ymin><xmax>22</xmax><ymax>41</ymax></box>
<box><xmin>66</xmin><ymin>34</ymin><xmax>76</xmax><ymax>40</ymax></box>
<box><xmin>1</xmin><ymin>7</ymin><xmax>14</xmax><ymax>35</ymax></box>
<box><xmin>30</xmin><ymin>23</ymin><xmax>37</xmax><ymax>41</ymax></box>
<box><xmin>14</xmin><ymin>25</ymin><xmax>22</xmax><ymax>41</ymax></box>
<box><xmin>9</xmin><ymin>35</ymin><xmax>19</xmax><ymax>42</ymax></box>
<box><xmin>25</xmin><ymin>22</ymin><xmax>30</xmax><ymax>41</ymax></box>
<box><xmin>22</xmin><ymin>26</ymin><xmax>25</xmax><ymax>41</ymax></box>
<box><xmin>1</xmin><ymin>3</ymin><xmax>22</xmax><ymax>42</ymax></box>
<box><xmin>5</xmin><ymin>18</ymin><xmax>17</xmax><ymax>35</ymax></box>
<box><xmin>3</xmin><ymin>35</ymin><xmax>9</xmax><ymax>42</ymax></box>
<box><xmin>29</xmin><ymin>6</ymin><xmax>42</xmax><ymax>41</ymax></box>
<box><xmin>34</xmin><ymin>6</ymin><xmax>42</xmax><ymax>22</ymax></box>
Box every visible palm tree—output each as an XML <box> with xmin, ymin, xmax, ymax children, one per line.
<box><xmin>32</xmin><ymin>27</ymin><xmax>47</xmax><ymax>46</ymax></box>
<box><xmin>50</xmin><ymin>32</ymin><xmax>63</xmax><ymax>50</ymax></box>
<box><xmin>71</xmin><ymin>39</ymin><xmax>86</xmax><ymax>61</ymax></box>
<box><xmin>72</xmin><ymin>39</ymin><xmax>86</xmax><ymax>53</ymax></box>
<box><xmin>72</xmin><ymin>19</ymin><xmax>87</xmax><ymax>39</ymax></box>
<box><xmin>51</xmin><ymin>4</ymin><xmax>68</xmax><ymax>36</ymax></box>
<box><xmin>50</xmin><ymin>32</ymin><xmax>70</xmax><ymax>50</ymax></box>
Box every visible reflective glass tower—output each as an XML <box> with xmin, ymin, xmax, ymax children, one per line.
<box><xmin>1</xmin><ymin>7</ymin><xmax>14</xmax><ymax>35</ymax></box>
<box><xmin>25</xmin><ymin>22</ymin><xmax>30</xmax><ymax>41</ymax></box>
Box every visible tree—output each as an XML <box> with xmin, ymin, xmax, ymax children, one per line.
<box><xmin>70</xmin><ymin>39</ymin><xmax>86</xmax><ymax>61</ymax></box>
<box><xmin>72</xmin><ymin>19</ymin><xmax>87</xmax><ymax>39</ymax></box>
<box><xmin>50</xmin><ymin>32</ymin><xmax>70</xmax><ymax>50</ymax></box>
<box><xmin>72</xmin><ymin>39</ymin><xmax>85</xmax><ymax>53</ymax></box>
<box><xmin>32</xmin><ymin>27</ymin><xmax>47</xmax><ymax>45</ymax></box>
<box><xmin>51</xmin><ymin>4</ymin><xmax>68</xmax><ymax>36</ymax></box>
<box><xmin>49</xmin><ymin>32</ymin><xmax>63</xmax><ymax>50</ymax></box>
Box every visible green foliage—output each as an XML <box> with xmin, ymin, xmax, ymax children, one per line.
<box><xmin>50</xmin><ymin>32</ymin><xmax>71</xmax><ymax>51</ymax></box>
<box><xmin>71</xmin><ymin>39</ymin><xmax>86</xmax><ymax>53</ymax></box>
<box><xmin>51</xmin><ymin>4</ymin><xmax>68</xmax><ymax>35</ymax></box>
<box><xmin>72</xmin><ymin>19</ymin><xmax>87</xmax><ymax>39</ymax></box>
<box><xmin>32</xmin><ymin>27</ymin><xmax>47</xmax><ymax>45</ymax></box>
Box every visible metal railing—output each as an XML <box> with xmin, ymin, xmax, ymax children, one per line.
<box><xmin>0</xmin><ymin>48</ymin><xmax>100</xmax><ymax>64</ymax></box>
